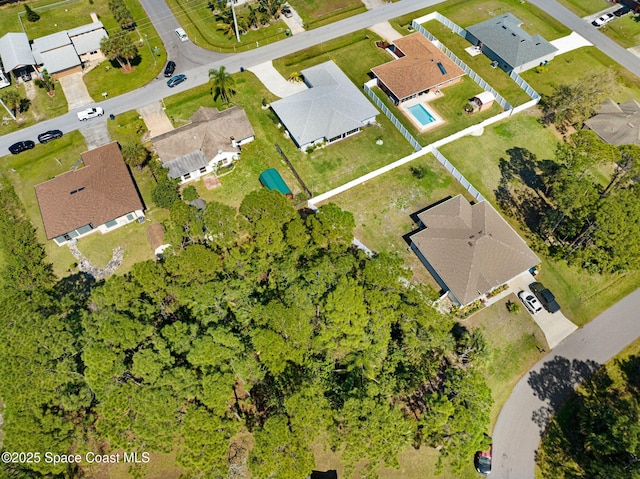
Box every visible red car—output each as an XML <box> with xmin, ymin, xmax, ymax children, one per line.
<box><xmin>474</xmin><ymin>444</ymin><xmax>492</xmax><ymax>475</ymax></box>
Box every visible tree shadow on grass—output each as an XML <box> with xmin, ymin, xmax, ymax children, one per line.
<box><xmin>528</xmin><ymin>356</ymin><xmax>601</xmax><ymax>431</ymax></box>
<box><xmin>495</xmin><ymin>147</ymin><xmax>553</xmax><ymax>235</ymax></box>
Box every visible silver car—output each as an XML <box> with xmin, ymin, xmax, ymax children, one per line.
<box><xmin>518</xmin><ymin>290</ymin><xmax>543</xmax><ymax>314</ymax></box>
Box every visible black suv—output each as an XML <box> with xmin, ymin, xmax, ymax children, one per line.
<box><xmin>164</xmin><ymin>60</ymin><xmax>176</xmax><ymax>78</ymax></box>
<box><xmin>8</xmin><ymin>140</ymin><xmax>35</xmax><ymax>155</ymax></box>
<box><xmin>37</xmin><ymin>129</ymin><xmax>63</xmax><ymax>144</ymax></box>
<box><xmin>529</xmin><ymin>282</ymin><xmax>561</xmax><ymax>313</ymax></box>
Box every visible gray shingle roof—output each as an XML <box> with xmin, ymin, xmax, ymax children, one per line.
<box><xmin>466</xmin><ymin>13</ymin><xmax>557</xmax><ymax>69</ymax></box>
<box><xmin>164</xmin><ymin>151</ymin><xmax>208</xmax><ymax>179</ymax></box>
<box><xmin>34</xmin><ymin>44</ymin><xmax>80</xmax><ymax>73</ymax></box>
<box><xmin>270</xmin><ymin>61</ymin><xmax>378</xmax><ymax>147</ymax></box>
<box><xmin>584</xmin><ymin>99</ymin><xmax>640</xmax><ymax>147</ymax></box>
<box><xmin>411</xmin><ymin>195</ymin><xmax>540</xmax><ymax>305</ymax></box>
<box><xmin>70</xmin><ymin>28</ymin><xmax>108</xmax><ymax>55</ymax></box>
<box><xmin>0</xmin><ymin>32</ymin><xmax>35</xmax><ymax>71</ymax></box>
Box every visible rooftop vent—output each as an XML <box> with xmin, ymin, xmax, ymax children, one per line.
<box><xmin>437</xmin><ymin>61</ymin><xmax>447</xmax><ymax>75</ymax></box>
<box><xmin>70</xmin><ymin>187</ymin><xmax>85</xmax><ymax>195</ymax></box>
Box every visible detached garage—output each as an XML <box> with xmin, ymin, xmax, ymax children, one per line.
<box><xmin>259</xmin><ymin>168</ymin><xmax>293</xmax><ymax>199</ymax></box>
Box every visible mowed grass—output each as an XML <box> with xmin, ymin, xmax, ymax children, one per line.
<box><xmin>166</xmin><ymin>0</ymin><xmax>288</xmax><ymax>52</ymax></box>
<box><xmin>420</xmin><ymin>21</ymin><xmax>531</xmax><ymax>107</ymax></box>
<box><xmin>288</xmin><ymin>0</ymin><xmax>367</xmax><ymax>29</ymax></box>
<box><xmin>164</xmin><ymin>69</ymin><xmax>412</xmax><ymax>202</ymax></box>
<box><xmin>320</xmin><ymin>153</ymin><xmax>472</xmax><ymax>287</ymax></box>
<box><xmin>390</xmin><ymin>0</ymin><xmax>570</xmax><ymax>39</ymax></box>
<box><xmin>0</xmin><ymin>126</ymin><xmax>163</xmax><ymax>277</ymax></box>
<box><xmin>555</xmin><ymin>0</ymin><xmax>609</xmax><ymax>16</ymax></box>
<box><xmin>273</xmin><ymin>30</ymin><xmax>391</xmax><ymax>86</ymax></box>
<box><xmin>521</xmin><ymin>46</ymin><xmax>640</xmax><ymax>101</ymax></box>
<box><xmin>438</xmin><ymin>114</ymin><xmax>640</xmax><ymax>325</ymax></box>
<box><xmin>0</xmin><ymin>82</ymin><xmax>68</xmax><ymax>136</ymax></box>
<box><xmin>600</xmin><ymin>14</ymin><xmax>640</xmax><ymax>49</ymax></box>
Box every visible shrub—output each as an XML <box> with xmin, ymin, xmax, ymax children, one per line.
<box><xmin>182</xmin><ymin>185</ymin><xmax>198</xmax><ymax>202</ymax></box>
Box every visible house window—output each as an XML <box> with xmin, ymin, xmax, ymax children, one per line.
<box><xmin>126</xmin><ymin>213</ymin><xmax>134</xmax><ymax>221</ymax></box>
<box><xmin>105</xmin><ymin>219</ymin><xmax>118</xmax><ymax>228</ymax></box>
<box><xmin>199</xmin><ymin>166</ymin><xmax>207</xmax><ymax>174</ymax></box>
<box><xmin>183</xmin><ymin>173</ymin><xmax>191</xmax><ymax>180</ymax></box>
<box><xmin>90</xmin><ymin>50</ymin><xmax>98</xmax><ymax>55</ymax></box>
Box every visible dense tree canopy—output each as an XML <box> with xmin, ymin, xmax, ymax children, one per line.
<box><xmin>0</xmin><ymin>187</ymin><xmax>491</xmax><ymax>478</ymax></box>
<box><xmin>538</xmin><ymin>354</ymin><xmax>640</xmax><ymax>478</ymax></box>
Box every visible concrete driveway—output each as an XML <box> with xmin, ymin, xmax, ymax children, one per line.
<box><xmin>248</xmin><ymin>61</ymin><xmax>308</xmax><ymax>98</ymax></box>
<box><xmin>58</xmin><ymin>72</ymin><xmax>93</xmax><ymax>110</ymax></box>
<box><xmin>79</xmin><ymin>120</ymin><xmax>111</xmax><ymax>150</ymax></box>
<box><xmin>137</xmin><ymin>101</ymin><xmax>174</xmax><ymax>138</ymax></box>
<box><xmin>508</xmin><ymin>272</ymin><xmax>578</xmax><ymax>349</ymax></box>
<box><xmin>369</xmin><ymin>21</ymin><xmax>403</xmax><ymax>42</ymax></box>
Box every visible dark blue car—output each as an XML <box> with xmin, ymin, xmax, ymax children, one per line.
<box><xmin>167</xmin><ymin>74</ymin><xmax>186</xmax><ymax>88</ymax></box>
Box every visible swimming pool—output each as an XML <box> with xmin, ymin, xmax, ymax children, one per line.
<box><xmin>407</xmin><ymin>103</ymin><xmax>436</xmax><ymax>126</ymax></box>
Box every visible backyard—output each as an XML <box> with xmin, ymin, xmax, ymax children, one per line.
<box><xmin>437</xmin><ymin>113</ymin><xmax>640</xmax><ymax>325</ymax></box>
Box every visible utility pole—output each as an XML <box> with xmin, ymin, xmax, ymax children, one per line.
<box><xmin>230</xmin><ymin>1</ymin><xmax>240</xmax><ymax>43</ymax></box>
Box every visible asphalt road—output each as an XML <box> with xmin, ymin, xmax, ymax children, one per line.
<box><xmin>0</xmin><ymin>0</ymin><xmax>443</xmax><ymax>151</ymax></box>
<box><xmin>526</xmin><ymin>0</ymin><xmax>640</xmax><ymax>77</ymax></box>
<box><xmin>492</xmin><ymin>286</ymin><xmax>640</xmax><ymax>479</ymax></box>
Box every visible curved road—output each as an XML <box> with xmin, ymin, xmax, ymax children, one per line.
<box><xmin>493</xmin><ymin>287</ymin><xmax>640</xmax><ymax>478</ymax></box>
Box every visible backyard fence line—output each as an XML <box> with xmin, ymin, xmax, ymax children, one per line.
<box><xmin>411</xmin><ymin>21</ymin><xmax>512</xmax><ymax>111</ymax></box>
<box><xmin>430</xmin><ymin>146</ymin><xmax>486</xmax><ymax>202</ymax></box>
<box><xmin>412</xmin><ymin>14</ymin><xmax>541</xmax><ymax>104</ymax></box>
<box><xmin>363</xmin><ymin>83</ymin><xmax>422</xmax><ymax>152</ymax></box>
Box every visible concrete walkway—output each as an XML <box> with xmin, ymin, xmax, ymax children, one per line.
<box><xmin>550</xmin><ymin>31</ymin><xmax>592</xmax><ymax>54</ymax></box>
<box><xmin>368</xmin><ymin>21</ymin><xmax>403</xmax><ymax>42</ymax></box>
<box><xmin>58</xmin><ymin>72</ymin><xmax>93</xmax><ymax>110</ymax></box>
<box><xmin>248</xmin><ymin>61</ymin><xmax>308</xmax><ymax>98</ymax></box>
<box><xmin>137</xmin><ymin>101</ymin><xmax>174</xmax><ymax>138</ymax></box>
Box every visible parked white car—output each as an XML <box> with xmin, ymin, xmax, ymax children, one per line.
<box><xmin>592</xmin><ymin>13</ymin><xmax>614</xmax><ymax>27</ymax></box>
<box><xmin>77</xmin><ymin>107</ymin><xmax>104</xmax><ymax>121</ymax></box>
<box><xmin>175</xmin><ymin>28</ymin><xmax>189</xmax><ymax>42</ymax></box>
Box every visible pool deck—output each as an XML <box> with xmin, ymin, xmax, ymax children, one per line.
<box><xmin>399</xmin><ymin>93</ymin><xmax>445</xmax><ymax>131</ymax></box>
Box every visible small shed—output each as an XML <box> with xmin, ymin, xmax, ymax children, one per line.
<box><xmin>259</xmin><ymin>168</ymin><xmax>293</xmax><ymax>199</ymax></box>
<box><xmin>472</xmin><ymin>91</ymin><xmax>495</xmax><ymax>111</ymax></box>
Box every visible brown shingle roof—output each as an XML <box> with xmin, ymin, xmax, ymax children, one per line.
<box><xmin>371</xmin><ymin>33</ymin><xmax>465</xmax><ymax>101</ymax></box>
<box><xmin>152</xmin><ymin>106</ymin><xmax>255</xmax><ymax>163</ymax></box>
<box><xmin>411</xmin><ymin>195</ymin><xmax>540</xmax><ymax>305</ymax></box>
<box><xmin>584</xmin><ymin>99</ymin><xmax>640</xmax><ymax>147</ymax></box>
<box><xmin>34</xmin><ymin>142</ymin><xmax>144</xmax><ymax>239</ymax></box>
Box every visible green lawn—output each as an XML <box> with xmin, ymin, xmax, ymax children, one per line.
<box><xmin>273</xmin><ymin>30</ymin><xmax>391</xmax><ymax>87</ymax></box>
<box><xmin>602</xmin><ymin>14</ymin><xmax>640</xmax><ymax>49</ymax></box>
<box><xmin>521</xmin><ymin>46</ymin><xmax>640</xmax><ymax>101</ymax></box>
<box><xmin>288</xmin><ymin>0</ymin><xmax>367</xmax><ymax>29</ymax></box>
<box><xmin>164</xmin><ymin>69</ymin><xmax>413</xmax><ymax>201</ymax></box>
<box><xmin>1</xmin><ymin>82</ymin><xmax>68</xmax><ymax>136</ymax></box>
<box><xmin>390</xmin><ymin>0</ymin><xmax>570</xmax><ymax>39</ymax></box>
<box><xmin>420</xmin><ymin>21</ymin><xmax>531</xmax><ymax>107</ymax></box>
<box><xmin>370</xmin><ymin>78</ymin><xmax>503</xmax><ymax>147</ymax></box>
<box><xmin>165</xmin><ymin>0</ymin><xmax>289</xmax><ymax>53</ymax></box>
<box><xmin>555</xmin><ymin>0</ymin><xmax>609</xmax><ymax>16</ymax></box>
<box><xmin>438</xmin><ymin>114</ymin><xmax>640</xmax><ymax>325</ymax></box>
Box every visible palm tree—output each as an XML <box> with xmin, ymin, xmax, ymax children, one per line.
<box><xmin>208</xmin><ymin>66</ymin><xmax>236</xmax><ymax>103</ymax></box>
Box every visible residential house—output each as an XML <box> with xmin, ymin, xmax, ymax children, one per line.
<box><xmin>410</xmin><ymin>195</ymin><xmax>540</xmax><ymax>306</ymax></box>
<box><xmin>0</xmin><ymin>32</ymin><xmax>35</xmax><ymax>78</ymax></box>
<box><xmin>152</xmin><ymin>106</ymin><xmax>255</xmax><ymax>184</ymax></box>
<box><xmin>584</xmin><ymin>98</ymin><xmax>640</xmax><ymax>147</ymax></box>
<box><xmin>35</xmin><ymin>142</ymin><xmax>144</xmax><ymax>246</ymax></box>
<box><xmin>31</xmin><ymin>21</ymin><xmax>107</xmax><ymax>77</ymax></box>
<box><xmin>270</xmin><ymin>60</ymin><xmax>378</xmax><ymax>151</ymax></box>
<box><xmin>371</xmin><ymin>33</ymin><xmax>466</xmax><ymax>105</ymax></box>
<box><xmin>615</xmin><ymin>0</ymin><xmax>640</xmax><ymax>12</ymax></box>
<box><xmin>465</xmin><ymin>14</ymin><xmax>558</xmax><ymax>74</ymax></box>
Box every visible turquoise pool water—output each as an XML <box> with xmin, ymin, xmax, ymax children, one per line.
<box><xmin>407</xmin><ymin>103</ymin><xmax>436</xmax><ymax>126</ymax></box>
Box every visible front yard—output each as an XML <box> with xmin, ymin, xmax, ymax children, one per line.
<box><xmin>438</xmin><ymin>113</ymin><xmax>640</xmax><ymax>325</ymax></box>
<box><xmin>1</xmin><ymin>81</ymin><xmax>68</xmax><ymax>135</ymax></box>
<box><xmin>288</xmin><ymin>0</ymin><xmax>367</xmax><ymax>29</ymax></box>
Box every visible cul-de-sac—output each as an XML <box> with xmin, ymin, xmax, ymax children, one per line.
<box><xmin>1</xmin><ymin>0</ymin><xmax>640</xmax><ymax>478</ymax></box>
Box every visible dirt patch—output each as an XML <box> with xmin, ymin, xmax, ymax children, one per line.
<box><xmin>203</xmin><ymin>175</ymin><xmax>221</xmax><ymax>190</ymax></box>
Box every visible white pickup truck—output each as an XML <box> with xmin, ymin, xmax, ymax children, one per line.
<box><xmin>77</xmin><ymin>107</ymin><xmax>104</xmax><ymax>121</ymax></box>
